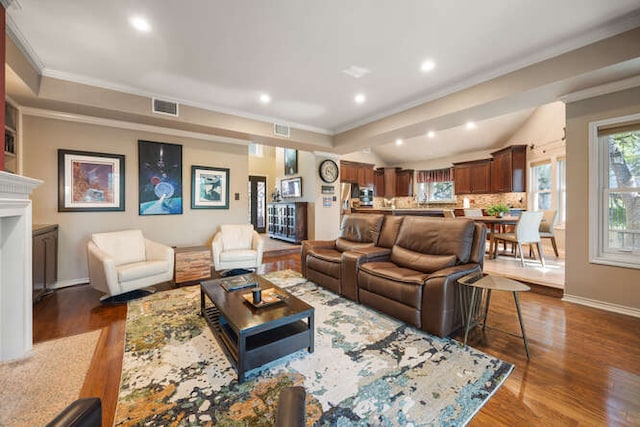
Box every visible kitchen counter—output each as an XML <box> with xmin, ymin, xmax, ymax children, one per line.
<box><xmin>352</xmin><ymin>207</ymin><xmax>446</xmax><ymax>217</ymax></box>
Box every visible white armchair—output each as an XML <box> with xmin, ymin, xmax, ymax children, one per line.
<box><xmin>211</xmin><ymin>224</ymin><xmax>264</xmax><ymax>272</ymax></box>
<box><xmin>87</xmin><ymin>229</ymin><xmax>174</xmax><ymax>299</ymax></box>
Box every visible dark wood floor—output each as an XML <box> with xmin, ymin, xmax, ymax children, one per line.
<box><xmin>34</xmin><ymin>253</ymin><xmax>640</xmax><ymax>426</ymax></box>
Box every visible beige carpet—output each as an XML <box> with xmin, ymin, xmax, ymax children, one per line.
<box><xmin>0</xmin><ymin>329</ymin><xmax>101</xmax><ymax>427</ymax></box>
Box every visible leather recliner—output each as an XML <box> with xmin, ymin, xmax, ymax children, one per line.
<box><xmin>358</xmin><ymin>217</ymin><xmax>486</xmax><ymax>337</ymax></box>
<box><xmin>301</xmin><ymin>214</ymin><xmax>385</xmax><ymax>300</ymax></box>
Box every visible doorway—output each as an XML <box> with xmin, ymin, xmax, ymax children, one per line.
<box><xmin>248</xmin><ymin>175</ymin><xmax>267</xmax><ymax>233</ymax></box>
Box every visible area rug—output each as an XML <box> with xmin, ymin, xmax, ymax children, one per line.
<box><xmin>114</xmin><ymin>270</ymin><xmax>513</xmax><ymax>426</ymax></box>
<box><xmin>0</xmin><ymin>329</ymin><xmax>101</xmax><ymax>427</ymax></box>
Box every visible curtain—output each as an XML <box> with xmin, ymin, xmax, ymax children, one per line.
<box><xmin>416</xmin><ymin>167</ymin><xmax>453</xmax><ymax>183</ymax></box>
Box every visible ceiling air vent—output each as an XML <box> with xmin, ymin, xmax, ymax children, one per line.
<box><xmin>152</xmin><ymin>98</ymin><xmax>179</xmax><ymax>117</ymax></box>
<box><xmin>273</xmin><ymin>123</ymin><xmax>290</xmax><ymax>138</ymax></box>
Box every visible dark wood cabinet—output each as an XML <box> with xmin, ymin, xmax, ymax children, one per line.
<box><xmin>490</xmin><ymin>145</ymin><xmax>527</xmax><ymax>193</ymax></box>
<box><xmin>373</xmin><ymin>169</ymin><xmax>384</xmax><ymax>197</ymax></box>
<box><xmin>267</xmin><ymin>202</ymin><xmax>307</xmax><ymax>244</ymax></box>
<box><xmin>375</xmin><ymin>167</ymin><xmax>414</xmax><ymax>198</ymax></box>
<box><xmin>33</xmin><ymin>224</ymin><xmax>58</xmax><ymax>303</ymax></box>
<box><xmin>453</xmin><ymin>159</ymin><xmax>492</xmax><ymax>194</ymax></box>
<box><xmin>340</xmin><ymin>161</ymin><xmax>374</xmax><ymax>188</ymax></box>
<box><xmin>395</xmin><ymin>169</ymin><xmax>414</xmax><ymax>197</ymax></box>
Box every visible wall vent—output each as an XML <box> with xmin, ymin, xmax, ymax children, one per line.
<box><xmin>152</xmin><ymin>98</ymin><xmax>179</xmax><ymax>117</ymax></box>
<box><xmin>273</xmin><ymin>123</ymin><xmax>290</xmax><ymax>138</ymax></box>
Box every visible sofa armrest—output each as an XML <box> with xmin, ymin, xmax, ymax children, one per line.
<box><xmin>252</xmin><ymin>230</ymin><xmax>265</xmax><ymax>265</ymax></box>
<box><xmin>211</xmin><ymin>232</ymin><xmax>224</xmax><ymax>270</ymax></box>
<box><xmin>87</xmin><ymin>241</ymin><xmax>118</xmax><ymax>296</ymax></box>
<box><xmin>46</xmin><ymin>397</ymin><xmax>102</xmax><ymax>427</ymax></box>
<box><xmin>145</xmin><ymin>239</ymin><xmax>175</xmax><ymax>276</ymax></box>
<box><xmin>351</xmin><ymin>246</ymin><xmax>392</xmax><ymax>261</ymax></box>
<box><xmin>420</xmin><ymin>263</ymin><xmax>482</xmax><ymax>337</ymax></box>
<box><xmin>300</xmin><ymin>240</ymin><xmax>336</xmax><ymax>278</ymax></box>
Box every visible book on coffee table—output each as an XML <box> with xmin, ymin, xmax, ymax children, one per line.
<box><xmin>221</xmin><ymin>275</ymin><xmax>257</xmax><ymax>292</ymax></box>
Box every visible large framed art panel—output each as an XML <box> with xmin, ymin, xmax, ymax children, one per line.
<box><xmin>58</xmin><ymin>149</ymin><xmax>125</xmax><ymax>212</ymax></box>
<box><xmin>138</xmin><ymin>140</ymin><xmax>183</xmax><ymax>215</ymax></box>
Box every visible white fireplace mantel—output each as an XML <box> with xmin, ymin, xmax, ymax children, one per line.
<box><xmin>0</xmin><ymin>171</ymin><xmax>42</xmax><ymax>362</ymax></box>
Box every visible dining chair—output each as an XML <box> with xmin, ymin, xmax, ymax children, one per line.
<box><xmin>539</xmin><ymin>210</ymin><xmax>559</xmax><ymax>257</ymax></box>
<box><xmin>492</xmin><ymin>211</ymin><xmax>545</xmax><ymax>267</ymax></box>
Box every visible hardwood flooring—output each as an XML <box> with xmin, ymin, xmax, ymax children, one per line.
<box><xmin>33</xmin><ymin>253</ymin><xmax>640</xmax><ymax>426</ymax></box>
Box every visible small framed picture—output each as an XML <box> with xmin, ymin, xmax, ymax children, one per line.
<box><xmin>191</xmin><ymin>165</ymin><xmax>230</xmax><ymax>209</ymax></box>
<box><xmin>284</xmin><ymin>148</ymin><xmax>298</xmax><ymax>175</ymax></box>
<box><xmin>58</xmin><ymin>149</ymin><xmax>125</xmax><ymax>212</ymax></box>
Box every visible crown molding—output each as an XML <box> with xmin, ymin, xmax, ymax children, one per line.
<box><xmin>5</xmin><ymin>12</ymin><xmax>45</xmax><ymax>73</ymax></box>
<box><xmin>20</xmin><ymin>107</ymin><xmax>252</xmax><ymax>146</ymax></box>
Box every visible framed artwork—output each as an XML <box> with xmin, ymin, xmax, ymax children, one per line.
<box><xmin>58</xmin><ymin>149</ymin><xmax>125</xmax><ymax>212</ymax></box>
<box><xmin>284</xmin><ymin>148</ymin><xmax>298</xmax><ymax>175</ymax></box>
<box><xmin>191</xmin><ymin>165</ymin><xmax>229</xmax><ymax>209</ymax></box>
<box><xmin>138</xmin><ymin>140</ymin><xmax>183</xmax><ymax>215</ymax></box>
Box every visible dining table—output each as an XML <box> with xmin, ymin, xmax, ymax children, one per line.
<box><xmin>470</xmin><ymin>216</ymin><xmax>520</xmax><ymax>259</ymax></box>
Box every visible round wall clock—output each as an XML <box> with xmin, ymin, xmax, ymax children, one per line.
<box><xmin>319</xmin><ymin>159</ymin><xmax>339</xmax><ymax>183</ymax></box>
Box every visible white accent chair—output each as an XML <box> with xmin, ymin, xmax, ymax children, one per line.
<box><xmin>539</xmin><ymin>209</ymin><xmax>559</xmax><ymax>257</ymax></box>
<box><xmin>87</xmin><ymin>230</ymin><xmax>174</xmax><ymax>299</ymax></box>
<box><xmin>211</xmin><ymin>224</ymin><xmax>264</xmax><ymax>273</ymax></box>
<box><xmin>492</xmin><ymin>211</ymin><xmax>545</xmax><ymax>267</ymax></box>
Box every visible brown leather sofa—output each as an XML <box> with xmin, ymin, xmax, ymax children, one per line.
<box><xmin>302</xmin><ymin>214</ymin><xmax>486</xmax><ymax>338</ymax></box>
<box><xmin>301</xmin><ymin>213</ymin><xmax>386</xmax><ymax>300</ymax></box>
<box><xmin>358</xmin><ymin>216</ymin><xmax>486</xmax><ymax>337</ymax></box>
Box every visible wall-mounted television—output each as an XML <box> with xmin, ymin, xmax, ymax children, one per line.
<box><xmin>281</xmin><ymin>177</ymin><xmax>302</xmax><ymax>198</ymax></box>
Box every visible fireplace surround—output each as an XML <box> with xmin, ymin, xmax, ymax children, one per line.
<box><xmin>0</xmin><ymin>171</ymin><xmax>42</xmax><ymax>361</ymax></box>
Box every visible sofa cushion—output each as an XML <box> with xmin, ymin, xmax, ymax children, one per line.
<box><xmin>394</xmin><ymin>217</ymin><xmax>476</xmax><ymax>265</ymax></box>
<box><xmin>220</xmin><ymin>224</ymin><xmax>254</xmax><ymax>251</ymax></box>
<box><xmin>358</xmin><ymin>262</ymin><xmax>427</xmax><ymax>309</ymax></box>
<box><xmin>92</xmin><ymin>229</ymin><xmax>146</xmax><ymax>266</ymax></box>
<box><xmin>307</xmin><ymin>250</ymin><xmax>342</xmax><ymax>279</ymax></box>
<box><xmin>338</xmin><ymin>214</ymin><xmax>384</xmax><ymax>244</ymax></box>
<box><xmin>220</xmin><ymin>249</ymin><xmax>258</xmax><ymax>262</ymax></box>
<box><xmin>390</xmin><ymin>246</ymin><xmax>457</xmax><ymax>274</ymax></box>
<box><xmin>117</xmin><ymin>260</ymin><xmax>169</xmax><ymax>282</ymax></box>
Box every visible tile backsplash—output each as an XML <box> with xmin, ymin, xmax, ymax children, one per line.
<box><xmin>373</xmin><ymin>193</ymin><xmax>527</xmax><ymax>209</ymax></box>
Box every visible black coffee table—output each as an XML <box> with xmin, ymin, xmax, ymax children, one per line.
<box><xmin>200</xmin><ymin>273</ymin><xmax>314</xmax><ymax>382</ymax></box>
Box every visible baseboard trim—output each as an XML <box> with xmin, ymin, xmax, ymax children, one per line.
<box><xmin>562</xmin><ymin>294</ymin><xmax>640</xmax><ymax>318</ymax></box>
<box><xmin>51</xmin><ymin>278</ymin><xmax>89</xmax><ymax>289</ymax></box>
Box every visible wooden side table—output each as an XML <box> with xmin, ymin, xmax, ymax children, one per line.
<box><xmin>457</xmin><ymin>273</ymin><xmax>531</xmax><ymax>359</ymax></box>
<box><xmin>174</xmin><ymin>245</ymin><xmax>212</xmax><ymax>286</ymax></box>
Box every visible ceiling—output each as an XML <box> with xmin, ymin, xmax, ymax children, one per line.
<box><xmin>5</xmin><ymin>1</ymin><xmax>640</xmax><ymax>163</ymax></box>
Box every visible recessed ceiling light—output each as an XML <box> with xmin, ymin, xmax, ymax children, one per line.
<box><xmin>427</xmin><ymin>130</ymin><xmax>435</xmax><ymax>138</ymax></box>
<box><xmin>354</xmin><ymin>94</ymin><xmax>366</xmax><ymax>104</ymax></box>
<box><xmin>260</xmin><ymin>94</ymin><xmax>271</xmax><ymax>104</ymax></box>
<box><xmin>466</xmin><ymin>121</ymin><xmax>476</xmax><ymax>130</ymax></box>
<box><xmin>421</xmin><ymin>60</ymin><xmax>436</xmax><ymax>73</ymax></box>
<box><xmin>130</xmin><ymin>16</ymin><xmax>151</xmax><ymax>32</ymax></box>
<box><xmin>395</xmin><ymin>139</ymin><xmax>403</xmax><ymax>146</ymax></box>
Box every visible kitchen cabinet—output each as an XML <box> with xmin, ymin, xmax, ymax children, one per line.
<box><xmin>395</xmin><ymin>169</ymin><xmax>414</xmax><ymax>197</ymax></box>
<box><xmin>340</xmin><ymin>160</ymin><xmax>374</xmax><ymax>187</ymax></box>
<box><xmin>490</xmin><ymin>145</ymin><xmax>527</xmax><ymax>193</ymax></box>
<box><xmin>375</xmin><ymin>167</ymin><xmax>413</xmax><ymax>198</ymax></box>
<box><xmin>373</xmin><ymin>169</ymin><xmax>384</xmax><ymax>197</ymax></box>
<box><xmin>33</xmin><ymin>224</ymin><xmax>58</xmax><ymax>303</ymax></box>
<box><xmin>453</xmin><ymin>159</ymin><xmax>491</xmax><ymax>194</ymax></box>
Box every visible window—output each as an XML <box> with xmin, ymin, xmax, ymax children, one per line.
<box><xmin>557</xmin><ymin>158</ymin><xmax>566</xmax><ymax>223</ymax></box>
<box><xmin>248</xmin><ymin>143</ymin><xmax>263</xmax><ymax>157</ymax></box>
<box><xmin>589</xmin><ymin>113</ymin><xmax>640</xmax><ymax>269</ymax></box>
<box><xmin>416</xmin><ymin>168</ymin><xmax>455</xmax><ymax>202</ymax></box>
<box><xmin>531</xmin><ymin>162</ymin><xmax>552</xmax><ymax>211</ymax></box>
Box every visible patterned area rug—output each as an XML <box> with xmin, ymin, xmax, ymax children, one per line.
<box><xmin>114</xmin><ymin>270</ymin><xmax>513</xmax><ymax>426</ymax></box>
